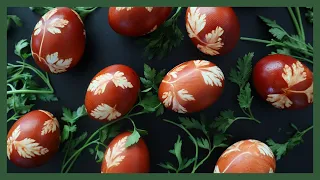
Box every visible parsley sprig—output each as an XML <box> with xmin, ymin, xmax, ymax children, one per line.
<box><xmin>160</xmin><ymin>116</ymin><xmax>229</xmax><ymax>173</ymax></box>
<box><xmin>266</xmin><ymin>123</ymin><xmax>313</xmax><ymax>160</ymax></box>
<box><xmin>213</xmin><ymin>52</ymin><xmax>261</xmax><ymax>133</ymax></box>
<box><xmin>29</xmin><ymin>7</ymin><xmax>98</xmax><ymax>20</ymax></box>
<box><xmin>61</xmin><ymin>64</ymin><xmax>166</xmax><ymax>173</ymax></box>
<box><xmin>241</xmin><ymin>8</ymin><xmax>313</xmax><ymax>64</ymax></box>
<box><xmin>7</xmin><ymin>39</ymin><xmax>57</xmax><ymax>122</ymax></box>
<box><xmin>139</xmin><ymin>7</ymin><xmax>184</xmax><ymax>60</ymax></box>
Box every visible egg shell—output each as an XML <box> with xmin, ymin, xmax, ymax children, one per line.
<box><xmin>101</xmin><ymin>131</ymin><xmax>150</xmax><ymax>173</ymax></box>
<box><xmin>158</xmin><ymin>60</ymin><xmax>225</xmax><ymax>113</ymax></box>
<box><xmin>31</xmin><ymin>7</ymin><xmax>86</xmax><ymax>74</ymax></box>
<box><xmin>108</xmin><ymin>7</ymin><xmax>172</xmax><ymax>36</ymax></box>
<box><xmin>214</xmin><ymin>139</ymin><xmax>276</xmax><ymax>173</ymax></box>
<box><xmin>253</xmin><ymin>54</ymin><xmax>313</xmax><ymax>110</ymax></box>
<box><xmin>85</xmin><ymin>64</ymin><xmax>140</xmax><ymax>122</ymax></box>
<box><xmin>185</xmin><ymin>7</ymin><xmax>240</xmax><ymax>56</ymax></box>
<box><xmin>7</xmin><ymin>110</ymin><xmax>60</xmax><ymax>168</ymax></box>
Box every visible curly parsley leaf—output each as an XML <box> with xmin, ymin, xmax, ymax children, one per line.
<box><xmin>139</xmin><ymin>7</ymin><xmax>184</xmax><ymax>60</ymax></box>
<box><xmin>238</xmin><ymin>83</ymin><xmax>253</xmax><ymax>109</ymax></box>
<box><xmin>212</xmin><ymin>110</ymin><xmax>236</xmax><ymax>133</ymax></box>
<box><xmin>266</xmin><ymin>124</ymin><xmax>313</xmax><ymax>160</ymax></box>
<box><xmin>140</xmin><ymin>64</ymin><xmax>166</xmax><ymax>92</ymax></box>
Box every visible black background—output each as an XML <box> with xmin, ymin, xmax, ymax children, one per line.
<box><xmin>7</xmin><ymin>7</ymin><xmax>313</xmax><ymax>173</ymax></box>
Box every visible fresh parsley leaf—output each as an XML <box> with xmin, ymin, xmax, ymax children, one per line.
<box><xmin>14</xmin><ymin>39</ymin><xmax>31</xmax><ymax>60</ymax></box>
<box><xmin>196</xmin><ymin>137</ymin><xmax>210</xmax><ymax>150</ymax></box>
<box><xmin>213</xmin><ymin>110</ymin><xmax>236</xmax><ymax>133</ymax></box>
<box><xmin>141</xmin><ymin>64</ymin><xmax>166</xmax><ymax>92</ymax></box>
<box><xmin>29</xmin><ymin>7</ymin><xmax>54</xmax><ymax>15</ymax></box>
<box><xmin>259</xmin><ymin>16</ymin><xmax>288</xmax><ymax>40</ymax></box>
<box><xmin>158</xmin><ymin>162</ymin><xmax>177</xmax><ymax>172</ymax></box>
<box><xmin>37</xmin><ymin>93</ymin><xmax>58</xmax><ymax>102</ymax></box>
<box><xmin>139</xmin><ymin>7</ymin><xmax>184</xmax><ymax>60</ymax></box>
<box><xmin>178</xmin><ymin>117</ymin><xmax>206</xmax><ymax>135</ymax></box>
<box><xmin>68</xmin><ymin>132</ymin><xmax>88</xmax><ymax>155</ymax></box>
<box><xmin>266</xmin><ymin>124</ymin><xmax>313</xmax><ymax>160</ymax></box>
<box><xmin>95</xmin><ymin>150</ymin><xmax>105</xmax><ymax>163</ymax></box>
<box><xmin>238</xmin><ymin>83</ymin><xmax>253</xmax><ymax>109</ymax></box>
<box><xmin>228</xmin><ymin>52</ymin><xmax>254</xmax><ymax>88</ymax></box>
<box><xmin>213</xmin><ymin>134</ymin><xmax>229</xmax><ymax>148</ymax></box>
<box><xmin>61</xmin><ymin>105</ymin><xmax>87</xmax><ymax>124</ymax></box>
<box><xmin>125</xmin><ymin>128</ymin><xmax>141</xmax><ymax>148</ymax></box>
<box><xmin>139</xmin><ymin>92</ymin><xmax>161</xmax><ymax>112</ymax></box>
<box><xmin>156</xmin><ymin>104</ymin><xmax>165</xmax><ymax>117</ymax></box>
<box><xmin>171</xmin><ymin>135</ymin><xmax>183</xmax><ymax>166</ymax></box>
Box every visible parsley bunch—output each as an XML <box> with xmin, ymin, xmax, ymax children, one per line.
<box><xmin>139</xmin><ymin>7</ymin><xmax>184</xmax><ymax>60</ymax></box>
<box><xmin>160</xmin><ymin>116</ymin><xmax>229</xmax><ymax>173</ymax></box>
<box><xmin>7</xmin><ymin>39</ymin><xmax>57</xmax><ymax>122</ymax></box>
<box><xmin>29</xmin><ymin>7</ymin><xmax>98</xmax><ymax>20</ymax></box>
<box><xmin>241</xmin><ymin>8</ymin><xmax>313</xmax><ymax>64</ymax></box>
<box><xmin>267</xmin><ymin>123</ymin><xmax>313</xmax><ymax>160</ymax></box>
<box><xmin>214</xmin><ymin>52</ymin><xmax>261</xmax><ymax>133</ymax></box>
<box><xmin>61</xmin><ymin>64</ymin><xmax>166</xmax><ymax>173</ymax></box>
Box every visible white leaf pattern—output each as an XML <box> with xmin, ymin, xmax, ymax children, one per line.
<box><xmin>169</xmin><ymin>65</ymin><xmax>187</xmax><ymax>78</ymax></box>
<box><xmin>115</xmin><ymin>7</ymin><xmax>153</xmax><ymax>12</ymax></box>
<box><xmin>197</xmin><ymin>26</ymin><xmax>224</xmax><ymax>56</ymax></box>
<box><xmin>194</xmin><ymin>60</ymin><xmax>224</xmax><ymax>87</ymax></box>
<box><xmin>47</xmin><ymin>18</ymin><xmax>69</xmax><ymax>34</ymax></box>
<box><xmin>162</xmin><ymin>91</ymin><xmax>173</xmax><ymax>107</ymax></box>
<box><xmin>269</xmin><ymin>168</ymin><xmax>274</xmax><ymax>173</ymax></box>
<box><xmin>14</xmin><ymin>138</ymin><xmax>49</xmax><ymax>158</ymax></box>
<box><xmin>222</xmin><ymin>141</ymin><xmax>243</xmax><ymax>157</ymax></box>
<box><xmin>33</xmin><ymin>21</ymin><xmax>42</xmax><ymax>36</ymax></box>
<box><xmin>172</xmin><ymin>95</ymin><xmax>187</xmax><ymax>113</ymax></box>
<box><xmin>88</xmin><ymin>71</ymin><xmax>133</xmax><ymax>95</ymax></box>
<box><xmin>41</xmin><ymin>118</ymin><xmax>59</xmax><ymax>135</ymax></box>
<box><xmin>105</xmin><ymin>136</ymin><xmax>128</xmax><ymax>168</ymax></box>
<box><xmin>282</xmin><ymin>61</ymin><xmax>307</xmax><ymax>87</ymax></box>
<box><xmin>304</xmin><ymin>83</ymin><xmax>313</xmax><ymax>103</ymax></box>
<box><xmin>214</xmin><ymin>165</ymin><xmax>220</xmax><ymax>173</ymax></box>
<box><xmin>45</xmin><ymin>52</ymin><xmax>72</xmax><ymax>73</ymax></box>
<box><xmin>91</xmin><ymin>103</ymin><xmax>122</xmax><ymax>121</ymax></box>
<box><xmin>7</xmin><ymin>125</ymin><xmax>49</xmax><ymax>160</ymax></box>
<box><xmin>186</xmin><ymin>7</ymin><xmax>206</xmax><ymax>38</ymax></box>
<box><xmin>267</xmin><ymin>94</ymin><xmax>293</xmax><ymax>109</ymax></box>
<box><xmin>249</xmin><ymin>140</ymin><xmax>274</xmax><ymax>158</ymax></box>
<box><xmin>177</xmin><ymin>89</ymin><xmax>195</xmax><ymax>101</ymax></box>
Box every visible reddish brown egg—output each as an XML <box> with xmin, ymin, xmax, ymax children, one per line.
<box><xmin>101</xmin><ymin>131</ymin><xmax>150</xmax><ymax>173</ymax></box>
<box><xmin>85</xmin><ymin>64</ymin><xmax>140</xmax><ymax>122</ymax></box>
<box><xmin>7</xmin><ymin>110</ymin><xmax>60</xmax><ymax>168</ymax></box>
<box><xmin>185</xmin><ymin>7</ymin><xmax>240</xmax><ymax>56</ymax></box>
<box><xmin>158</xmin><ymin>60</ymin><xmax>224</xmax><ymax>113</ymax></box>
<box><xmin>108</xmin><ymin>7</ymin><xmax>172</xmax><ymax>36</ymax></box>
<box><xmin>31</xmin><ymin>7</ymin><xmax>86</xmax><ymax>74</ymax></box>
<box><xmin>253</xmin><ymin>54</ymin><xmax>313</xmax><ymax>110</ymax></box>
<box><xmin>214</xmin><ymin>139</ymin><xmax>276</xmax><ymax>173</ymax></box>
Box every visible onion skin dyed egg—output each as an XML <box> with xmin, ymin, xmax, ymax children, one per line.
<box><xmin>31</xmin><ymin>7</ymin><xmax>86</xmax><ymax>74</ymax></box>
<box><xmin>253</xmin><ymin>54</ymin><xmax>313</xmax><ymax>110</ymax></box>
<box><xmin>85</xmin><ymin>64</ymin><xmax>140</xmax><ymax>122</ymax></box>
<box><xmin>214</xmin><ymin>139</ymin><xmax>276</xmax><ymax>173</ymax></box>
<box><xmin>7</xmin><ymin>110</ymin><xmax>60</xmax><ymax>168</ymax></box>
<box><xmin>108</xmin><ymin>7</ymin><xmax>172</xmax><ymax>36</ymax></box>
<box><xmin>185</xmin><ymin>7</ymin><xmax>240</xmax><ymax>56</ymax></box>
<box><xmin>158</xmin><ymin>60</ymin><xmax>225</xmax><ymax>113</ymax></box>
<box><xmin>101</xmin><ymin>131</ymin><xmax>150</xmax><ymax>173</ymax></box>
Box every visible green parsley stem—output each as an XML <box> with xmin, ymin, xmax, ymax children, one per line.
<box><xmin>240</xmin><ymin>37</ymin><xmax>271</xmax><ymax>44</ymax></box>
<box><xmin>62</xmin><ymin>132</ymin><xmax>73</xmax><ymax>169</ymax></box>
<box><xmin>290</xmin><ymin>55</ymin><xmax>313</xmax><ymax>64</ymax></box>
<box><xmin>191</xmin><ymin>146</ymin><xmax>215</xmax><ymax>173</ymax></box>
<box><xmin>163</xmin><ymin>119</ymin><xmax>199</xmax><ymax>172</ymax></box>
<box><xmin>287</xmin><ymin>7</ymin><xmax>302</xmax><ymax>39</ymax></box>
<box><xmin>7</xmin><ymin>89</ymin><xmax>53</xmax><ymax>95</ymax></box>
<box><xmin>301</xmin><ymin>125</ymin><xmax>313</xmax><ymax>134</ymax></box>
<box><xmin>7</xmin><ymin>113</ymin><xmax>20</xmax><ymax>122</ymax></box>
<box><xmin>295</xmin><ymin>7</ymin><xmax>305</xmax><ymax>41</ymax></box>
<box><xmin>62</xmin><ymin>140</ymin><xmax>98</xmax><ymax>172</ymax></box>
<box><xmin>62</xmin><ymin>102</ymin><xmax>160</xmax><ymax>173</ymax></box>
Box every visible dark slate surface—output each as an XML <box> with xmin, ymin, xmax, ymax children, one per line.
<box><xmin>7</xmin><ymin>7</ymin><xmax>313</xmax><ymax>173</ymax></box>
